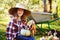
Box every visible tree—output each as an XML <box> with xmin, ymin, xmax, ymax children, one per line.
<box><xmin>48</xmin><ymin>0</ymin><xmax>52</xmax><ymax>13</ymax></box>
<box><xmin>43</xmin><ymin>0</ymin><xmax>47</xmax><ymax>12</ymax></box>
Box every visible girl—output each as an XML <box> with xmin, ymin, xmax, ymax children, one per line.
<box><xmin>6</xmin><ymin>3</ymin><xmax>36</xmax><ymax>40</ymax></box>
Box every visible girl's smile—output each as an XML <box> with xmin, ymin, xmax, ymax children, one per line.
<box><xmin>17</xmin><ymin>8</ymin><xmax>24</xmax><ymax>17</ymax></box>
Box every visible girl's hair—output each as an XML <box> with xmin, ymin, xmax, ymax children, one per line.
<box><xmin>9</xmin><ymin>8</ymin><xmax>18</xmax><ymax>16</ymax></box>
<box><xmin>21</xmin><ymin>15</ymin><xmax>27</xmax><ymax>23</ymax></box>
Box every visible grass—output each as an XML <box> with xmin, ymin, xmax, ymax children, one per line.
<box><xmin>0</xmin><ymin>14</ymin><xmax>9</xmax><ymax>40</ymax></box>
<box><xmin>0</xmin><ymin>23</ymin><xmax>6</xmax><ymax>40</ymax></box>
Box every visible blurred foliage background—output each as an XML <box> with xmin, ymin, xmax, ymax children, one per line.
<box><xmin>0</xmin><ymin>0</ymin><xmax>60</xmax><ymax>40</ymax></box>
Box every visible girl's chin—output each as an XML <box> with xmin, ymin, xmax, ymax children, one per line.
<box><xmin>19</xmin><ymin>16</ymin><xmax>22</xmax><ymax>17</ymax></box>
<box><xmin>18</xmin><ymin>14</ymin><xmax>23</xmax><ymax>17</ymax></box>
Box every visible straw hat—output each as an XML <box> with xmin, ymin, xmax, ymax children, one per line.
<box><xmin>9</xmin><ymin>3</ymin><xmax>31</xmax><ymax>17</ymax></box>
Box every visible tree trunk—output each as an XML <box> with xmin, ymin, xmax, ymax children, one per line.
<box><xmin>44</xmin><ymin>0</ymin><xmax>47</xmax><ymax>12</ymax></box>
<box><xmin>48</xmin><ymin>0</ymin><xmax>52</xmax><ymax>13</ymax></box>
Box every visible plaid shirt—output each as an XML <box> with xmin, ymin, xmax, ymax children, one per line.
<box><xmin>6</xmin><ymin>19</ymin><xmax>28</xmax><ymax>40</ymax></box>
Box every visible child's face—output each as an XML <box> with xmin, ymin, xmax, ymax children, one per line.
<box><xmin>17</xmin><ymin>8</ymin><xmax>24</xmax><ymax>17</ymax></box>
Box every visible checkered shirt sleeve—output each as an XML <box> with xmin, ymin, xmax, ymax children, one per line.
<box><xmin>6</xmin><ymin>21</ymin><xmax>17</xmax><ymax>40</ymax></box>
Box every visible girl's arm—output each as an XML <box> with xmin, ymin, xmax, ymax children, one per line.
<box><xmin>6</xmin><ymin>21</ymin><xmax>16</xmax><ymax>40</ymax></box>
<box><xmin>6</xmin><ymin>22</ymin><xmax>13</xmax><ymax>40</ymax></box>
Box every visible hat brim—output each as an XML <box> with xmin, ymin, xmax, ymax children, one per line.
<box><xmin>9</xmin><ymin>7</ymin><xmax>31</xmax><ymax>17</ymax></box>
